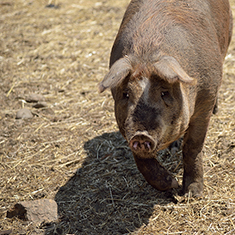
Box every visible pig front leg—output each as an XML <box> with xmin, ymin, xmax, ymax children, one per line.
<box><xmin>133</xmin><ymin>154</ymin><xmax>178</xmax><ymax>191</ymax></box>
<box><xmin>182</xmin><ymin>115</ymin><xmax>211</xmax><ymax>197</ymax></box>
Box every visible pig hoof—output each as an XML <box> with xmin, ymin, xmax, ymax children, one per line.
<box><xmin>184</xmin><ymin>182</ymin><xmax>203</xmax><ymax>198</ymax></box>
<box><xmin>156</xmin><ymin>176</ymin><xmax>178</xmax><ymax>191</ymax></box>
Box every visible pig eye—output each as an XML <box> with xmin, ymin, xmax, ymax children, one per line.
<box><xmin>161</xmin><ymin>90</ymin><xmax>172</xmax><ymax>106</ymax></box>
<box><xmin>123</xmin><ymin>91</ymin><xmax>129</xmax><ymax>99</ymax></box>
<box><xmin>161</xmin><ymin>91</ymin><xmax>169</xmax><ymax>98</ymax></box>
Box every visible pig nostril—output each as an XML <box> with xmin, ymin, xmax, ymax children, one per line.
<box><xmin>145</xmin><ymin>141</ymin><xmax>151</xmax><ymax>150</ymax></box>
<box><xmin>131</xmin><ymin>140</ymin><xmax>153</xmax><ymax>152</ymax></box>
<box><xmin>133</xmin><ymin>141</ymin><xmax>139</xmax><ymax>150</ymax></box>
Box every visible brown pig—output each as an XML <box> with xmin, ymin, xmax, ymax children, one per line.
<box><xmin>99</xmin><ymin>0</ymin><xmax>233</xmax><ymax>197</ymax></box>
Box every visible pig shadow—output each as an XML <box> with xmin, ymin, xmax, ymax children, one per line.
<box><xmin>44</xmin><ymin>131</ymin><xmax>179</xmax><ymax>235</ymax></box>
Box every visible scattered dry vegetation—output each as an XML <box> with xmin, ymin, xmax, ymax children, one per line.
<box><xmin>0</xmin><ymin>0</ymin><xmax>235</xmax><ymax>234</ymax></box>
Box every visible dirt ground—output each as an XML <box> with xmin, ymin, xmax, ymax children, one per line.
<box><xmin>0</xmin><ymin>0</ymin><xmax>235</xmax><ymax>234</ymax></box>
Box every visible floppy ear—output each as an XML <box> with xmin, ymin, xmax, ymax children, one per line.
<box><xmin>98</xmin><ymin>57</ymin><xmax>132</xmax><ymax>93</ymax></box>
<box><xmin>154</xmin><ymin>56</ymin><xmax>196</xmax><ymax>84</ymax></box>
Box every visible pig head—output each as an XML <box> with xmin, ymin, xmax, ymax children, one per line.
<box><xmin>99</xmin><ymin>0</ymin><xmax>232</xmax><ymax>196</ymax></box>
<box><xmin>99</xmin><ymin>55</ymin><xmax>195</xmax><ymax>154</ymax></box>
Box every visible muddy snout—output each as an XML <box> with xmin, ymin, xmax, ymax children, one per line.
<box><xmin>129</xmin><ymin>132</ymin><xmax>156</xmax><ymax>153</ymax></box>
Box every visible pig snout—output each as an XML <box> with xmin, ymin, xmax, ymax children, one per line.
<box><xmin>129</xmin><ymin>132</ymin><xmax>156</xmax><ymax>153</ymax></box>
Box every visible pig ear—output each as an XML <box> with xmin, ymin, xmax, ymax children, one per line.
<box><xmin>154</xmin><ymin>56</ymin><xmax>196</xmax><ymax>84</ymax></box>
<box><xmin>98</xmin><ymin>57</ymin><xmax>132</xmax><ymax>93</ymax></box>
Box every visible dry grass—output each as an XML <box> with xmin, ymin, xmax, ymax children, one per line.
<box><xmin>0</xmin><ymin>0</ymin><xmax>234</xmax><ymax>234</ymax></box>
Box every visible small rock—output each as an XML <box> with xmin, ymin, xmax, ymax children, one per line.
<box><xmin>33</xmin><ymin>102</ymin><xmax>47</xmax><ymax>109</ymax></box>
<box><xmin>45</xmin><ymin>4</ymin><xmax>60</xmax><ymax>9</ymax></box>
<box><xmin>16</xmin><ymin>108</ymin><xmax>33</xmax><ymax>119</ymax></box>
<box><xmin>7</xmin><ymin>199</ymin><xmax>58</xmax><ymax>225</ymax></box>
<box><xmin>25</xmin><ymin>93</ymin><xmax>45</xmax><ymax>103</ymax></box>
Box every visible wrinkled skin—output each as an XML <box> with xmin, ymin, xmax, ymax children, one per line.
<box><xmin>99</xmin><ymin>0</ymin><xmax>233</xmax><ymax>197</ymax></box>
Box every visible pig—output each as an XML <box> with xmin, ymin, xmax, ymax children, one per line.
<box><xmin>99</xmin><ymin>0</ymin><xmax>233</xmax><ymax>197</ymax></box>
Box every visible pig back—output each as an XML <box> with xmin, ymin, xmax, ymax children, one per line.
<box><xmin>110</xmin><ymin>0</ymin><xmax>232</xmax><ymax>76</ymax></box>
<box><xmin>206</xmin><ymin>0</ymin><xmax>232</xmax><ymax>59</ymax></box>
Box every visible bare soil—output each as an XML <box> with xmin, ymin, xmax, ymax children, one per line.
<box><xmin>0</xmin><ymin>0</ymin><xmax>235</xmax><ymax>234</ymax></box>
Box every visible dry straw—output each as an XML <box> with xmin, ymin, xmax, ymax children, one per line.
<box><xmin>0</xmin><ymin>0</ymin><xmax>234</xmax><ymax>234</ymax></box>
